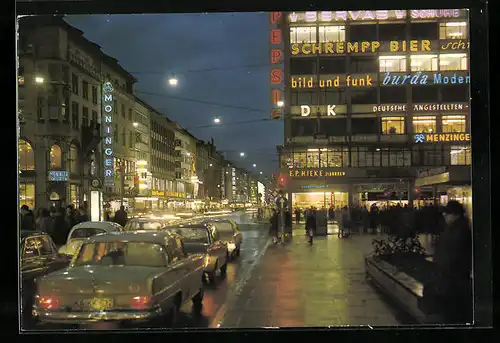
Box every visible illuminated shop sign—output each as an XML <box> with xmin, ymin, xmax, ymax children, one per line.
<box><xmin>291</xmin><ymin>75</ymin><xmax>373</xmax><ymax>88</ymax></box>
<box><xmin>289</xmin><ymin>169</ymin><xmax>346</xmax><ymax>177</ymax></box>
<box><xmin>291</xmin><ymin>40</ymin><xmax>434</xmax><ymax>55</ymax></box>
<box><xmin>48</xmin><ymin>170</ymin><xmax>68</xmax><ymax>182</ymax></box>
<box><xmin>301</xmin><ymin>185</ymin><xmax>329</xmax><ymax>189</ymax></box>
<box><xmin>288</xmin><ymin>9</ymin><xmax>463</xmax><ymax>23</ymax></box>
<box><xmin>382</xmin><ymin>72</ymin><xmax>470</xmax><ymax>85</ymax></box>
<box><xmin>414</xmin><ymin>133</ymin><xmax>470</xmax><ymax>143</ymax></box>
<box><xmin>373</xmin><ymin>103</ymin><xmax>468</xmax><ymax>112</ymax></box>
<box><xmin>102</xmin><ymin>81</ymin><xmax>114</xmax><ymax>186</ymax></box>
<box><xmin>441</xmin><ymin>40</ymin><xmax>469</xmax><ymax>50</ymax></box>
<box><xmin>270</xmin><ymin>12</ymin><xmax>284</xmax><ymax>120</ymax></box>
<box><xmin>301</xmin><ymin>105</ymin><xmax>336</xmax><ymax>116</ymax></box>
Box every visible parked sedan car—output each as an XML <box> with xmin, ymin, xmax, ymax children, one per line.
<box><xmin>58</xmin><ymin>221</ymin><xmax>123</xmax><ymax>257</ymax></box>
<box><xmin>32</xmin><ymin>231</ymin><xmax>205</xmax><ymax>328</ymax></box>
<box><xmin>123</xmin><ymin>217</ymin><xmax>169</xmax><ymax>232</ymax></box>
<box><xmin>20</xmin><ymin>231</ymin><xmax>72</xmax><ymax>327</ymax></box>
<box><xmin>200</xmin><ymin>219</ymin><xmax>242</xmax><ymax>259</ymax></box>
<box><xmin>163</xmin><ymin>223</ymin><xmax>229</xmax><ymax>284</ymax></box>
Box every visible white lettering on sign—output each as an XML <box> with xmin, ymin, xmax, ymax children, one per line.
<box><xmin>301</xmin><ymin>105</ymin><xmax>311</xmax><ymax>117</ymax></box>
<box><xmin>327</xmin><ymin>105</ymin><xmax>336</xmax><ymax>116</ymax></box>
<box><xmin>102</xmin><ymin>81</ymin><xmax>114</xmax><ymax>186</ymax></box>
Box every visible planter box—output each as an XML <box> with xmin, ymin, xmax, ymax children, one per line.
<box><xmin>365</xmin><ymin>255</ymin><xmax>443</xmax><ymax>324</ymax></box>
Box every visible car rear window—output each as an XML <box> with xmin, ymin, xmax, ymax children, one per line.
<box><xmin>70</xmin><ymin>228</ymin><xmax>107</xmax><ymax>239</ymax></box>
<box><xmin>125</xmin><ymin>221</ymin><xmax>164</xmax><ymax>231</ymax></box>
<box><xmin>165</xmin><ymin>227</ymin><xmax>209</xmax><ymax>243</ymax></box>
<box><xmin>213</xmin><ymin>222</ymin><xmax>233</xmax><ymax>233</ymax></box>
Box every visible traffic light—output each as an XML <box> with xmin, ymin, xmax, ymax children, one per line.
<box><xmin>279</xmin><ymin>176</ymin><xmax>285</xmax><ymax>188</ymax></box>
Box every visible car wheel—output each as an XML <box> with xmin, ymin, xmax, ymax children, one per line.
<box><xmin>208</xmin><ymin>262</ymin><xmax>217</xmax><ymax>284</ymax></box>
<box><xmin>166</xmin><ymin>296</ymin><xmax>181</xmax><ymax>327</ymax></box>
<box><xmin>235</xmin><ymin>247</ymin><xmax>241</xmax><ymax>257</ymax></box>
<box><xmin>220</xmin><ymin>261</ymin><xmax>227</xmax><ymax>277</ymax></box>
<box><xmin>192</xmin><ymin>287</ymin><xmax>204</xmax><ymax>312</ymax></box>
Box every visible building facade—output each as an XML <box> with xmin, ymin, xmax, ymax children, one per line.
<box><xmin>174</xmin><ymin>128</ymin><xmax>198</xmax><ymax>200</ymax></box>
<box><xmin>277</xmin><ymin>9</ymin><xmax>471</xmax><ymax>210</ymax></box>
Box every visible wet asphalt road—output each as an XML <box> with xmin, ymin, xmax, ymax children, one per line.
<box><xmin>25</xmin><ymin>212</ymin><xmax>270</xmax><ymax>331</ymax></box>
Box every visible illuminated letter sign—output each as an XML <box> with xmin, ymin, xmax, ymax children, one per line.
<box><xmin>289</xmin><ymin>169</ymin><xmax>346</xmax><ymax>177</ymax></box>
<box><xmin>382</xmin><ymin>72</ymin><xmax>470</xmax><ymax>86</ymax></box>
<box><xmin>102</xmin><ymin>81</ymin><xmax>114</xmax><ymax>186</ymax></box>
<box><xmin>414</xmin><ymin>133</ymin><xmax>470</xmax><ymax>143</ymax></box>
<box><xmin>269</xmin><ymin>12</ymin><xmax>284</xmax><ymax>120</ymax></box>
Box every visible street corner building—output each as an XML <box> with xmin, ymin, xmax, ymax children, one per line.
<box><xmin>17</xmin><ymin>16</ymin><xmax>265</xmax><ymax>217</ymax></box>
<box><xmin>275</xmin><ymin>9</ymin><xmax>472</xmax><ymax>215</ymax></box>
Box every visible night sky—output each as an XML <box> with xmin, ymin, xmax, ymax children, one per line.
<box><xmin>65</xmin><ymin>13</ymin><xmax>283</xmax><ymax>176</ymax></box>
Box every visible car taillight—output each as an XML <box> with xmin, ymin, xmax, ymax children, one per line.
<box><xmin>130</xmin><ymin>296</ymin><xmax>151</xmax><ymax>310</ymax></box>
<box><xmin>37</xmin><ymin>296</ymin><xmax>60</xmax><ymax>310</ymax></box>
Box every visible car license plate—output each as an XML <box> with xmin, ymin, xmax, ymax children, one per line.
<box><xmin>79</xmin><ymin>298</ymin><xmax>114</xmax><ymax>311</ymax></box>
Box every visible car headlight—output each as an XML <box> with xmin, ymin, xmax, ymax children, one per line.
<box><xmin>204</xmin><ymin>255</ymin><xmax>211</xmax><ymax>267</ymax></box>
<box><xmin>227</xmin><ymin>242</ymin><xmax>236</xmax><ymax>251</ymax></box>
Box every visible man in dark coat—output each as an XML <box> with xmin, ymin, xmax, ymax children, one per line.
<box><xmin>422</xmin><ymin>200</ymin><xmax>472</xmax><ymax>324</ymax></box>
<box><xmin>114</xmin><ymin>205</ymin><xmax>128</xmax><ymax>227</ymax></box>
<box><xmin>269</xmin><ymin>209</ymin><xmax>279</xmax><ymax>243</ymax></box>
<box><xmin>20</xmin><ymin>205</ymin><xmax>35</xmax><ymax>231</ymax></box>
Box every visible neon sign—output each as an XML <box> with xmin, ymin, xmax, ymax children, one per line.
<box><xmin>414</xmin><ymin>133</ymin><xmax>470</xmax><ymax>143</ymax></box>
<box><xmin>373</xmin><ymin>103</ymin><xmax>468</xmax><ymax>112</ymax></box>
<box><xmin>291</xmin><ymin>40</ymin><xmax>432</xmax><ymax>56</ymax></box>
<box><xmin>288</xmin><ymin>10</ymin><xmax>462</xmax><ymax>23</ymax></box>
<box><xmin>291</xmin><ymin>75</ymin><xmax>373</xmax><ymax>88</ymax></box>
<box><xmin>301</xmin><ymin>105</ymin><xmax>337</xmax><ymax>116</ymax></box>
<box><xmin>289</xmin><ymin>169</ymin><xmax>346</xmax><ymax>177</ymax></box>
<box><xmin>269</xmin><ymin>12</ymin><xmax>284</xmax><ymax>120</ymax></box>
<box><xmin>102</xmin><ymin>81</ymin><xmax>114</xmax><ymax>186</ymax></box>
<box><xmin>382</xmin><ymin>72</ymin><xmax>470</xmax><ymax>85</ymax></box>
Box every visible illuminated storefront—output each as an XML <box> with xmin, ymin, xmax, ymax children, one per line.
<box><xmin>279</xmin><ymin>9</ymin><xmax>471</xmax><ymax>210</ymax></box>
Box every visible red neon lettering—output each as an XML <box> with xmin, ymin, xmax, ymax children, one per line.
<box><xmin>271</xmin><ymin>89</ymin><xmax>281</xmax><ymax>104</ymax></box>
<box><xmin>271</xmin><ymin>49</ymin><xmax>283</xmax><ymax>64</ymax></box>
<box><xmin>270</xmin><ymin>69</ymin><xmax>282</xmax><ymax>84</ymax></box>
<box><xmin>270</xmin><ymin>12</ymin><xmax>282</xmax><ymax>24</ymax></box>
<box><xmin>270</xmin><ymin>29</ymin><xmax>281</xmax><ymax>45</ymax></box>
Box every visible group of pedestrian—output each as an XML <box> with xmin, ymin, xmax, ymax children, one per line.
<box><xmin>20</xmin><ymin>204</ymin><xmax>89</xmax><ymax>245</ymax></box>
<box><xmin>268</xmin><ymin>208</ymin><xmax>292</xmax><ymax>244</ymax></box>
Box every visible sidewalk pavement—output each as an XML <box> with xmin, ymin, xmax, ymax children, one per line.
<box><xmin>219</xmin><ymin>224</ymin><xmax>404</xmax><ymax>328</ymax></box>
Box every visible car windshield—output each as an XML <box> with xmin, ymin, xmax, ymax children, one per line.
<box><xmin>73</xmin><ymin>241</ymin><xmax>167</xmax><ymax>267</ymax></box>
<box><xmin>124</xmin><ymin>221</ymin><xmax>164</xmax><ymax>231</ymax></box>
<box><xmin>165</xmin><ymin>227</ymin><xmax>209</xmax><ymax>243</ymax></box>
<box><xmin>212</xmin><ymin>222</ymin><xmax>233</xmax><ymax>233</ymax></box>
<box><xmin>70</xmin><ymin>227</ymin><xmax>107</xmax><ymax>239</ymax></box>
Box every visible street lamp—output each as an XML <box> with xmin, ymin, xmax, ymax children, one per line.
<box><xmin>168</xmin><ymin>76</ymin><xmax>179</xmax><ymax>87</ymax></box>
<box><xmin>35</xmin><ymin>76</ymin><xmax>44</xmax><ymax>84</ymax></box>
<box><xmin>277</xmin><ymin>100</ymin><xmax>284</xmax><ymax>107</ymax></box>
<box><xmin>240</xmin><ymin>152</ymin><xmax>245</xmax><ymax>157</ymax></box>
<box><xmin>133</xmin><ymin>122</ymin><xmax>139</xmax><ymax>127</ymax></box>
<box><xmin>213</xmin><ymin>117</ymin><xmax>221</xmax><ymax>124</ymax></box>
<box><xmin>260</xmin><ymin>171</ymin><xmax>263</xmax><ymax>175</ymax></box>
<box><xmin>253</xmin><ymin>164</ymin><xmax>256</xmax><ymax>168</ymax></box>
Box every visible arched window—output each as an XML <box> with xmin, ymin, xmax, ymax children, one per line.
<box><xmin>69</xmin><ymin>143</ymin><xmax>79</xmax><ymax>174</ymax></box>
<box><xmin>18</xmin><ymin>139</ymin><xmax>35</xmax><ymax>171</ymax></box>
<box><xmin>49</xmin><ymin>144</ymin><xmax>62</xmax><ymax>169</ymax></box>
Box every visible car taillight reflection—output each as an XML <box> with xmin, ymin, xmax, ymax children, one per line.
<box><xmin>130</xmin><ymin>296</ymin><xmax>151</xmax><ymax>310</ymax></box>
<box><xmin>38</xmin><ymin>296</ymin><xmax>60</xmax><ymax>310</ymax></box>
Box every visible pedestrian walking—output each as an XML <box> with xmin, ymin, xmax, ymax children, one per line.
<box><xmin>76</xmin><ymin>206</ymin><xmax>89</xmax><ymax>223</ymax></box>
<box><xmin>305</xmin><ymin>207</ymin><xmax>316</xmax><ymax>244</ymax></box>
<box><xmin>65</xmin><ymin>205</ymin><xmax>78</xmax><ymax>228</ymax></box>
<box><xmin>114</xmin><ymin>205</ymin><xmax>128</xmax><ymax>227</ymax></box>
<box><xmin>37</xmin><ymin>208</ymin><xmax>51</xmax><ymax>234</ymax></box>
<box><xmin>269</xmin><ymin>208</ymin><xmax>279</xmax><ymax>244</ymax></box>
<box><xmin>294</xmin><ymin>208</ymin><xmax>301</xmax><ymax>224</ymax></box>
<box><xmin>52</xmin><ymin>207</ymin><xmax>70</xmax><ymax>246</ymax></box>
<box><xmin>20</xmin><ymin>205</ymin><xmax>35</xmax><ymax>231</ymax></box>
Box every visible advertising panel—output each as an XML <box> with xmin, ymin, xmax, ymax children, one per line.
<box><xmin>102</xmin><ymin>81</ymin><xmax>115</xmax><ymax>187</ymax></box>
<box><xmin>270</xmin><ymin>12</ymin><xmax>284</xmax><ymax>120</ymax></box>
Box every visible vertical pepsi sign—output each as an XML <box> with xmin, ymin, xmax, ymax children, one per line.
<box><xmin>270</xmin><ymin>12</ymin><xmax>284</xmax><ymax>120</ymax></box>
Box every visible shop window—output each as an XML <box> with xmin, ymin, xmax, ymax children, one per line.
<box><xmin>442</xmin><ymin>115</ymin><xmax>466</xmax><ymax>132</ymax></box>
<box><xmin>292</xmin><ymin>152</ymin><xmax>306</xmax><ymax>168</ymax></box>
<box><xmin>321</xmin><ymin>118</ymin><xmax>347</xmax><ymax>136</ymax></box>
<box><xmin>410</xmin><ymin>22</ymin><xmax>439</xmax><ymax>40</ymax></box>
<box><xmin>319</xmin><ymin>89</ymin><xmax>346</xmax><ymax>105</ymax></box>
<box><xmin>349</xmin><ymin>24</ymin><xmax>378</xmax><ymax>41</ymax></box>
<box><xmin>440</xmin><ymin>53</ymin><xmax>468</xmax><ymax>71</ymax></box>
<box><xmin>306</xmin><ymin>150</ymin><xmax>320</xmax><ymax>168</ymax></box>
<box><xmin>450</xmin><ymin>145</ymin><xmax>471</xmax><ymax>165</ymax></box>
<box><xmin>441</xmin><ymin>85</ymin><xmax>468</xmax><ymax>102</ymax></box>
<box><xmin>318</xmin><ymin>26</ymin><xmax>345</xmax><ymax>42</ymax></box>
<box><xmin>379</xmin><ymin>56</ymin><xmax>406</xmax><ymax>72</ymax></box>
<box><xmin>410</xmin><ymin>55</ymin><xmax>438</xmax><ymax>71</ymax></box>
<box><xmin>290</xmin><ymin>26</ymin><xmax>317</xmax><ymax>44</ymax></box>
<box><xmin>439</xmin><ymin>22</ymin><xmax>468</xmax><ymax>39</ymax></box>
<box><xmin>380</xmin><ymin>86</ymin><xmax>407</xmax><ymax>103</ymax></box>
<box><xmin>290</xmin><ymin>58</ymin><xmax>317</xmax><ymax>75</ymax></box>
<box><xmin>49</xmin><ymin>144</ymin><xmax>62</xmax><ymax>169</ymax></box>
<box><xmin>378</xmin><ymin>23</ymin><xmax>407</xmax><ymax>41</ymax></box>
<box><xmin>413</xmin><ymin>116</ymin><xmax>436</xmax><ymax>133</ymax></box>
<box><xmin>69</xmin><ymin>142</ymin><xmax>79</xmax><ymax>174</ymax></box>
<box><xmin>412</xmin><ymin>85</ymin><xmax>439</xmax><ymax>102</ymax></box>
<box><xmin>350</xmin><ymin>57</ymin><xmax>378</xmax><ymax>73</ymax></box>
<box><xmin>69</xmin><ymin>184</ymin><xmax>80</xmax><ymax>208</ymax></box>
<box><xmin>72</xmin><ymin>73</ymin><xmax>79</xmax><ymax>95</ymax></box>
<box><xmin>19</xmin><ymin>139</ymin><xmax>35</xmax><ymax>171</ymax></box>
<box><xmin>319</xmin><ymin>57</ymin><xmax>346</xmax><ymax>74</ymax></box>
<box><xmin>351</xmin><ymin>117</ymin><xmax>379</xmax><ymax>134</ymax></box>
<box><xmin>19</xmin><ymin>183</ymin><xmax>35</xmax><ymax>209</ymax></box>
<box><xmin>326</xmin><ymin>148</ymin><xmax>348</xmax><ymax>167</ymax></box>
<box><xmin>381</xmin><ymin>117</ymin><xmax>405</xmax><ymax>134</ymax></box>
<box><xmin>350</xmin><ymin>89</ymin><xmax>377</xmax><ymax>104</ymax></box>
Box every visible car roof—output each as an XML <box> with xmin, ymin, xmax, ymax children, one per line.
<box><xmin>128</xmin><ymin>217</ymin><xmax>166</xmax><ymax>222</ymax></box>
<box><xmin>86</xmin><ymin>231</ymin><xmax>175</xmax><ymax>244</ymax></box>
<box><xmin>164</xmin><ymin>223</ymin><xmax>210</xmax><ymax>230</ymax></box>
<box><xmin>71</xmin><ymin>221</ymin><xmax>123</xmax><ymax>231</ymax></box>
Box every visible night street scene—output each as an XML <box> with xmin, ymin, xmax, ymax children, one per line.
<box><xmin>17</xmin><ymin>9</ymin><xmax>479</xmax><ymax>331</ymax></box>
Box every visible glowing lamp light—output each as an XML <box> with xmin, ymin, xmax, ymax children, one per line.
<box><xmin>277</xmin><ymin>100</ymin><xmax>284</xmax><ymax>107</ymax></box>
<box><xmin>253</xmin><ymin>164</ymin><xmax>256</xmax><ymax>168</ymax></box>
<box><xmin>35</xmin><ymin>76</ymin><xmax>44</xmax><ymax>84</ymax></box>
<box><xmin>240</xmin><ymin>152</ymin><xmax>245</xmax><ymax>157</ymax></box>
<box><xmin>133</xmin><ymin>122</ymin><xmax>139</xmax><ymax>127</ymax></box>
<box><xmin>168</xmin><ymin>77</ymin><xmax>178</xmax><ymax>86</ymax></box>
<box><xmin>214</xmin><ymin>117</ymin><xmax>221</xmax><ymax>124</ymax></box>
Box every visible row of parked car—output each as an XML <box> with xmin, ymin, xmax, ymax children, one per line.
<box><xmin>20</xmin><ymin>216</ymin><xmax>243</xmax><ymax>329</ymax></box>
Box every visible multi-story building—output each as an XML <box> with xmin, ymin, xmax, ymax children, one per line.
<box><xmin>277</xmin><ymin>9</ymin><xmax>471</xmax><ymax>211</ymax></box>
<box><xmin>174</xmin><ymin>127</ymin><xmax>198</xmax><ymax>200</ymax></box>
<box><xmin>196</xmin><ymin>138</ymin><xmax>220</xmax><ymax>202</ymax></box>
<box><xmin>17</xmin><ymin>16</ymin><xmax>135</xmax><ymax>216</ymax></box>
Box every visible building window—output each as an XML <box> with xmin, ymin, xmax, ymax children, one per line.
<box><xmin>319</xmin><ymin>57</ymin><xmax>346</xmax><ymax>74</ymax></box>
<box><xmin>410</xmin><ymin>55</ymin><xmax>438</xmax><ymax>71</ymax></box>
<box><xmin>439</xmin><ymin>22</ymin><xmax>468</xmax><ymax>39</ymax></box>
<box><xmin>381</xmin><ymin>117</ymin><xmax>405</xmax><ymax>134</ymax></box>
<box><xmin>290</xmin><ymin>26</ymin><xmax>317</xmax><ymax>43</ymax></box>
<box><xmin>72</xmin><ymin>73</ymin><xmax>79</xmax><ymax>95</ymax></box>
<box><xmin>114</xmin><ymin>124</ymin><xmax>119</xmax><ymax>143</ymax></box>
<box><xmin>379</xmin><ymin>56</ymin><xmax>406</xmax><ymax>72</ymax></box>
<box><xmin>413</xmin><ymin>116</ymin><xmax>436</xmax><ymax>133</ymax></box>
<box><xmin>439</xmin><ymin>53</ymin><xmax>468</xmax><ymax>71</ymax></box>
<box><xmin>318</xmin><ymin>26</ymin><xmax>345</xmax><ymax>42</ymax></box>
<box><xmin>319</xmin><ymin>89</ymin><xmax>346</xmax><ymax>105</ymax></box>
<box><xmin>441</xmin><ymin>85</ymin><xmax>468</xmax><ymax>102</ymax></box>
<box><xmin>69</xmin><ymin>184</ymin><xmax>80</xmax><ymax>208</ymax></box>
<box><xmin>322</xmin><ymin>118</ymin><xmax>347</xmax><ymax>136</ymax></box>
<box><xmin>412</xmin><ymin>85</ymin><xmax>439</xmax><ymax>102</ymax></box>
<box><xmin>349</xmin><ymin>24</ymin><xmax>378</xmax><ymax>41</ymax></box>
<box><xmin>122</xmin><ymin>127</ymin><xmax>126</xmax><ymax>146</ymax></box>
<box><xmin>350</xmin><ymin>57</ymin><xmax>378</xmax><ymax>73</ymax></box>
<box><xmin>306</xmin><ymin>149</ymin><xmax>320</xmax><ymax>168</ymax></box>
<box><xmin>410</xmin><ymin>23</ymin><xmax>439</xmax><ymax>40</ymax></box>
<box><xmin>19</xmin><ymin>139</ymin><xmax>35</xmax><ymax>171</ymax></box>
<box><xmin>19</xmin><ymin>183</ymin><xmax>35</xmax><ymax>209</ymax></box>
<box><xmin>442</xmin><ymin>115</ymin><xmax>466</xmax><ymax>133</ymax></box>
<box><xmin>350</xmin><ymin>89</ymin><xmax>377</xmax><ymax>104</ymax></box>
<box><xmin>128</xmin><ymin>108</ymin><xmax>132</xmax><ymax>121</ymax></box>
<box><xmin>37</xmin><ymin>97</ymin><xmax>44</xmax><ymax>120</ymax></box>
<box><xmin>378</xmin><ymin>23</ymin><xmax>407</xmax><ymax>40</ymax></box>
<box><xmin>325</xmin><ymin>148</ymin><xmax>348</xmax><ymax>167</ymax></box>
<box><xmin>92</xmin><ymin>110</ymin><xmax>98</xmax><ymax>123</ymax></box>
<box><xmin>290</xmin><ymin>91</ymin><xmax>318</xmax><ymax>106</ymax></box>
<box><xmin>290</xmin><ymin>58</ymin><xmax>317</xmax><ymax>74</ymax></box>
<box><xmin>49</xmin><ymin>144</ymin><xmax>62</xmax><ymax>169</ymax></box>
<box><xmin>92</xmin><ymin>85</ymin><xmax>98</xmax><ymax>104</ymax></box>
<box><xmin>121</xmin><ymin>104</ymin><xmax>126</xmax><ymax>118</ymax></box>
<box><xmin>129</xmin><ymin>131</ymin><xmax>134</xmax><ymax>148</ymax></box>
<box><xmin>114</xmin><ymin>100</ymin><xmax>118</xmax><ymax>114</ymax></box>
<box><xmin>351</xmin><ymin>117</ymin><xmax>379</xmax><ymax>134</ymax></box>
<box><xmin>450</xmin><ymin>145</ymin><xmax>471</xmax><ymax>165</ymax></box>
<box><xmin>82</xmin><ymin>80</ymin><xmax>89</xmax><ymax>100</ymax></box>
<box><xmin>82</xmin><ymin>106</ymin><xmax>89</xmax><ymax>127</ymax></box>
<box><xmin>292</xmin><ymin>152</ymin><xmax>306</xmax><ymax>168</ymax></box>
<box><xmin>69</xmin><ymin>142</ymin><xmax>79</xmax><ymax>174</ymax></box>
<box><xmin>71</xmin><ymin>101</ymin><xmax>79</xmax><ymax>129</ymax></box>
<box><xmin>380</xmin><ymin>86</ymin><xmax>406</xmax><ymax>103</ymax></box>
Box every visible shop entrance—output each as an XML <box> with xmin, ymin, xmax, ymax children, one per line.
<box><xmin>292</xmin><ymin>192</ymin><xmax>348</xmax><ymax>210</ymax></box>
